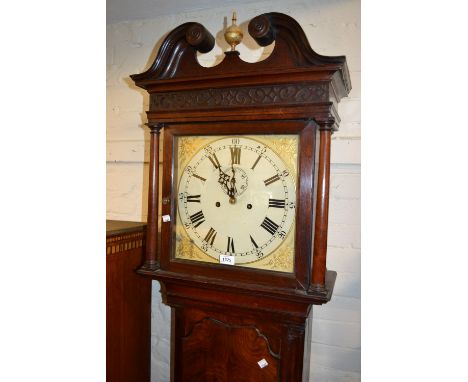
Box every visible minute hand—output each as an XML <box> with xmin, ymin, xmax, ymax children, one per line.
<box><xmin>229</xmin><ymin>160</ymin><xmax>237</xmax><ymax>203</ymax></box>
<box><xmin>230</xmin><ymin>168</ymin><xmax>237</xmax><ymax>195</ymax></box>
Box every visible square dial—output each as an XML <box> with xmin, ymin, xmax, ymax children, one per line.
<box><xmin>174</xmin><ymin>135</ymin><xmax>298</xmax><ymax>273</ymax></box>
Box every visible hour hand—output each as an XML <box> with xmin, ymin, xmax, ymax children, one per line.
<box><xmin>218</xmin><ymin>169</ymin><xmax>230</xmax><ymax>187</ymax></box>
<box><xmin>218</xmin><ymin>169</ymin><xmax>231</xmax><ymax>195</ymax></box>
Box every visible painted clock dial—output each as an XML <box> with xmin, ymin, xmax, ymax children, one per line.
<box><xmin>175</xmin><ymin>135</ymin><xmax>298</xmax><ymax>271</ymax></box>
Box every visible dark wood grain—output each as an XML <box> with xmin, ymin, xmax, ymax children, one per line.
<box><xmin>130</xmin><ymin>12</ymin><xmax>351</xmax><ymax>381</ymax></box>
<box><xmin>106</xmin><ymin>222</ymin><xmax>151</xmax><ymax>382</ymax></box>
<box><xmin>177</xmin><ymin>314</ymin><xmax>279</xmax><ymax>381</ymax></box>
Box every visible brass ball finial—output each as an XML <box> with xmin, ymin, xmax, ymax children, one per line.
<box><xmin>224</xmin><ymin>11</ymin><xmax>243</xmax><ymax>51</ymax></box>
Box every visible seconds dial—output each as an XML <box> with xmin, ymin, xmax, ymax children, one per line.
<box><xmin>177</xmin><ymin>136</ymin><xmax>296</xmax><ymax>264</ymax></box>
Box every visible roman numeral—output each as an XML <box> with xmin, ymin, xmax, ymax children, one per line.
<box><xmin>208</xmin><ymin>153</ymin><xmax>221</xmax><ymax>169</ymax></box>
<box><xmin>230</xmin><ymin>146</ymin><xmax>241</xmax><ymax>164</ymax></box>
<box><xmin>227</xmin><ymin>237</ymin><xmax>235</xmax><ymax>253</ymax></box>
<box><xmin>251</xmin><ymin>155</ymin><xmax>261</xmax><ymax>170</ymax></box>
<box><xmin>189</xmin><ymin>210</ymin><xmax>205</xmax><ymax>228</ymax></box>
<box><xmin>203</xmin><ymin>227</ymin><xmax>217</xmax><ymax>246</ymax></box>
<box><xmin>264</xmin><ymin>174</ymin><xmax>280</xmax><ymax>186</ymax></box>
<box><xmin>260</xmin><ymin>217</ymin><xmax>279</xmax><ymax>235</ymax></box>
<box><xmin>187</xmin><ymin>194</ymin><xmax>201</xmax><ymax>203</ymax></box>
<box><xmin>268</xmin><ymin>198</ymin><xmax>285</xmax><ymax>208</ymax></box>
<box><xmin>192</xmin><ymin>173</ymin><xmax>206</xmax><ymax>182</ymax></box>
<box><xmin>250</xmin><ymin>235</ymin><xmax>259</xmax><ymax>249</ymax></box>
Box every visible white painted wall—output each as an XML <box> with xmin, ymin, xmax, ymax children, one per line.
<box><xmin>107</xmin><ymin>1</ymin><xmax>360</xmax><ymax>381</ymax></box>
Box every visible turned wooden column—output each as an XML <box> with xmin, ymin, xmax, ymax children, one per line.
<box><xmin>143</xmin><ymin>123</ymin><xmax>163</xmax><ymax>270</ymax></box>
<box><xmin>311</xmin><ymin>127</ymin><xmax>332</xmax><ymax>287</ymax></box>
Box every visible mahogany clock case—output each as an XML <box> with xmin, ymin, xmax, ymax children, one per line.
<box><xmin>131</xmin><ymin>11</ymin><xmax>351</xmax><ymax>295</ymax></box>
<box><xmin>130</xmin><ymin>11</ymin><xmax>351</xmax><ymax>382</ymax></box>
<box><xmin>161</xmin><ymin>120</ymin><xmax>317</xmax><ymax>291</ymax></box>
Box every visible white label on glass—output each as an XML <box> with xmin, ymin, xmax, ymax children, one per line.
<box><xmin>257</xmin><ymin>359</ymin><xmax>268</xmax><ymax>368</ymax></box>
<box><xmin>220</xmin><ymin>255</ymin><xmax>235</xmax><ymax>265</ymax></box>
<box><xmin>162</xmin><ymin>215</ymin><xmax>171</xmax><ymax>222</ymax></box>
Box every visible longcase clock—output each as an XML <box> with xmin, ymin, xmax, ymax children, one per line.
<box><xmin>131</xmin><ymin>12</ymin><xmax>351</xmax><ymax>381</ymax></box>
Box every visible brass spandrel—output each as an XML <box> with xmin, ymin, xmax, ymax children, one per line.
<box><xmin>175</xmin><ymin>224</ymin><xmax>218</xmax><ymax>263</ymax></box>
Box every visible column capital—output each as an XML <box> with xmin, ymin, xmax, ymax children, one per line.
<box><xmin>314</xmin><ymin>119</ymin><xmax>336</xmax><ymax>132</ymax></box>
<box><xmin>146</xmin><ymin>122</ymin><xmax>165</xmax><ymax>132</ymax></box>
<box><xmin>313</xmin><ymin>103</ymin><xmax>340</xmax><ymax>132</ymax></box>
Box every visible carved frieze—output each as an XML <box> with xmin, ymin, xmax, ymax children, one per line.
<box><xmin>150</xmin><ymin>83</ymin><xmax>328</xmax><ymax>111</ymax></box>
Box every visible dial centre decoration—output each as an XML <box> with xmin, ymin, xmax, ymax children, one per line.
<box><xmin>175</xmin><ymin>135</ymin><xmax>298</xmax><ymax>271</ymax></box>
